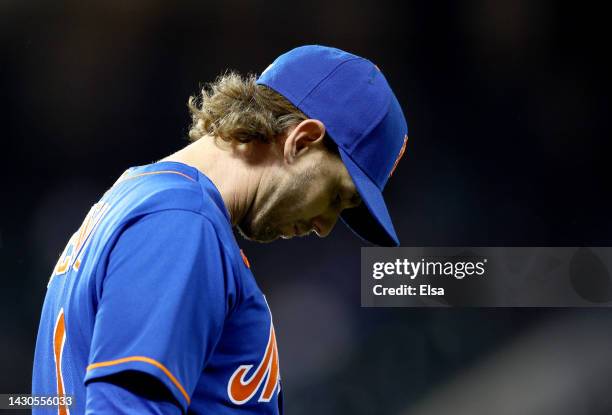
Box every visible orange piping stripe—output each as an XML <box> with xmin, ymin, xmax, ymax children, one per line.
<box><xmin>116</xmin><ymin>170</ymin><xmax>196</xmax><ymax>185</ymax></box>
<box><xmin>53</xmin><ymin>309</ymin><xmax>69</xmax><ymax>415</ymax></box>
<box><xmin>87</xmin><ymin>356</ymin><xmax>190</xmax><ymax>404</ymax></box>
<box><xmin>240</xmin><ymin>250</ymin><xmax>251</xmax><ymax>268</ymax></box>
<box><xmin>389</xmin><ymin>135</ymin><xmax>409</xmax><ymax>178</ymax></box>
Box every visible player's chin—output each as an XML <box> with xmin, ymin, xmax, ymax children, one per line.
<box><xmin>236</xmin><ymin>222</ymin><xmax>280</xmax><ymax>244</ymax></box>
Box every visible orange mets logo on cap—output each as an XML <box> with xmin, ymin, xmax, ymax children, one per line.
<box><xmin>389</xmin><ymin>134</ymin><xmax>409</xmax><ymax>178</ymax></box>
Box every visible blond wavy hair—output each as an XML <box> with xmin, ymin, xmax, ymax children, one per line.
<box><xmin>187</xmin><ymin>71</ymin><xmax>309</xmax><ymax>144</ymax></box>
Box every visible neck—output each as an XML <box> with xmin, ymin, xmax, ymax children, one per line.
<box><xmin>161</xmin><ymin>137</ymin><xmax>264</xmax><ymax>226</ymax></box>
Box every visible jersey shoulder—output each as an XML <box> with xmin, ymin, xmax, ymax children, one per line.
<box><xmin>105</xmin><ymin>161</ymin><xmax>230</xmax><ymax>229</ymax></box>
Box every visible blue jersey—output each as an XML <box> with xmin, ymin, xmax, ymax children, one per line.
<box><xmin>32</xmin><ymin>161</ymin><xmax>283</xmax><ymax>414</ymax></box>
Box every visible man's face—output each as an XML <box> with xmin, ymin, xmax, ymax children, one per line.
<box><xmin>238</xmin><ymin>142</ymin><xmax>362</xmax><ymax>243</ymax></box>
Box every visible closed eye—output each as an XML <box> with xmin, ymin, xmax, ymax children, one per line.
<box><xmin>335</xmin><ymin>191</ymin><xmax>361</xmax><ymax>210</ymax></box>
<box><xmin>349</xmin><ymin>192</ymin><xmax>362</xmax><ymax>208</ymax></box>
<box><xmin>333</xmin><ymin>192</ymin><xmax>342</xmax><ymax>207</ymax></box>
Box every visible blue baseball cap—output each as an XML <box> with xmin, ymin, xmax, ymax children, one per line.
<box><xmin>257</xmin><ymin>45</ymin><xmax>408</xmax><ymax>246</ymax></box>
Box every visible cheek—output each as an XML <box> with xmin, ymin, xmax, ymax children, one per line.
<box><xmin>298</xmin><ymin>185</ymin><xmax>333</xmax><ymax>216</ymax></box>
<box><xmin>274</xmin><ymin>170</ymin><xmax>334</xmax><ymax>219</ymax></box>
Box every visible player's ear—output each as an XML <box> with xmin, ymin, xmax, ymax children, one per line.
<box><xmin>283</xmin><ymin>119</ymin><xmax>326</xmax><ymax>164</ymax></box>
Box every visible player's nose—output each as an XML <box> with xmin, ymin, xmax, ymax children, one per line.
<box><xmin>312</xmin><ymin>214</ymin><xmax>339</xmax><ymax>238</ymax></box>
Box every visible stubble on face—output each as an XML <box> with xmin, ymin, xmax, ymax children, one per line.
<box><xmin>237</xmin><ymin>162</ymin><xmax>322</xmax><ymax>243</ymax></box>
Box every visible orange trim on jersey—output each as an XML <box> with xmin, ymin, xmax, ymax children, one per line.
<box><xmin>116</xmin><ymin>170</ymin><xmax>196</xmax><ymax>185</ymax></box>
<box><xmin>53</xmin><ymin>309</ymin><xmax>69</xmax><ymax>415</ymax></box>
<box><xmin>87</xmin><ymin>356</ymin><xmax>191</xmax><ymax>404</ymax></box>
<box><xmin>240</xmin><ymin>250</ymin><xmax>251</xmax><ymax>268</ymax></box>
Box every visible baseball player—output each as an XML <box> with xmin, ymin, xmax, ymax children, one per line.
<box><xmin>32</xmin><ymin>45</ymin><xmax>408</xmax><ymax>414</ymax></box>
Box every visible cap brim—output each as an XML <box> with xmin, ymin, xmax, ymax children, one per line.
<box><xmin>339</xmin><ymin>149</ymin><xmax>399</xmax><ymax>247</ymax></box>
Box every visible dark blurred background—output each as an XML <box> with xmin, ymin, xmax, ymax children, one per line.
<box><xmin>1</xmin><ymin>1</ymin><xmax>611</xmax><ymax>414</ymax></box>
